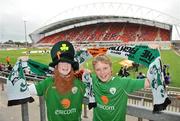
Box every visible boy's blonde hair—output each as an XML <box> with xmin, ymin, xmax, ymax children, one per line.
<box><xmin>92</xmin><ymin>54</ymin><xmax>112</xmax><ymax>68</ymax></box>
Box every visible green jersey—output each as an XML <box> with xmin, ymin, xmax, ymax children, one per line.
<box><xmin>35</xmin><ymin>77</ymin><xmax>85</xmax><ymax>121</ymax></box>
<box><xmin>92</xmin><ymin>74</ymin><xmax>145</xmax><ymax>121</ymax></box>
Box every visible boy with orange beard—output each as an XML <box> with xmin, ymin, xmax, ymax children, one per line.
<box><xmin>28</xmin><ymin>41</ymin><xmax>85</xmax><ymax>121</ymax></box>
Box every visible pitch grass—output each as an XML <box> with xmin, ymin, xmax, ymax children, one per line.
<box><xmin>0</xmin><ymin>49</ymin><xmax>180</xmax><ymax>87</ymax></box>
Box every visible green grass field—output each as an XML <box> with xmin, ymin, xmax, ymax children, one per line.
<box><xmin>0</xmin><ymin>48</ymin><xmax>180</xmax><ymax>87</ymax></box>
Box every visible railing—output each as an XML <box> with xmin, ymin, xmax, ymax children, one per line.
<box><xmin>129</xmin><ymin>91</ymin><xmax>180</xmax><ymax>112</ymax></box>
<box><xmin>1</xmin><ymin>72</ymin><xmax>180</xmax><ymax>121</ymax></box>
<box><xmin>127</xmin><ymin>104</ymin><xmax>180</xmax><ymax>121</ymax></box>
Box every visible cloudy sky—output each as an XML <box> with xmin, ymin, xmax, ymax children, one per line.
<box><xmin>0</xmin><ymin>0</ymin><xmax>180</xmax><ymax>43</ymax></box>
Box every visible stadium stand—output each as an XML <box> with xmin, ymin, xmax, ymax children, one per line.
<box><xmin>38</xmin><ymin>22</ymin><xmax>171</xmax><ymax>45</ymax></box>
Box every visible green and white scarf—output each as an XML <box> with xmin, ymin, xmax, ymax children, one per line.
<box><xmin>7</xmin><ymin>59</ymin><xmax>52</xmax><ymax>106</ymax></box>
<box><xmin>7</xmin><ymin>60</ymin><xmax>34</xmax><ymax>106</ymax></box>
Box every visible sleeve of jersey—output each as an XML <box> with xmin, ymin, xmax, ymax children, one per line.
<box><xmin>123</xmin><ymin>78</ymin><xmax>145</xmax><ymax>94</ymax></box>
<box><xmin>35</xmin><ymin>77</ymin><xmax>52</xmax><ymax>96</ymax></box>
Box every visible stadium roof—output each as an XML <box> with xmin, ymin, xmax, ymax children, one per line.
<box><xmin>29</xmin><ymin>2</ymin><xmax>180</xmax><ymax>43</ymax></box>
<box><xmin>32</xmin><ymin>16</ymin><xmax>172</xmax><ymax>34</ymax></box>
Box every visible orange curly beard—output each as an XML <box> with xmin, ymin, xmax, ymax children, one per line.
<box><xmin>54</xmin><ymin>67</ymin><xmax>75</xmax><ymax>94</ymax></box>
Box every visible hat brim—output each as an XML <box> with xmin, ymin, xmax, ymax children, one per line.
<box><xmin>49</xmin><ymin>58</ymin><xmax>79</xmax><ymax>71</ymax></box>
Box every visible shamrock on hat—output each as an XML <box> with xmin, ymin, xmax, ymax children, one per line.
<box><xmin>49</xmin><ymin>41</ymin><xmax>79</xmax><ymax>71</ymax></box>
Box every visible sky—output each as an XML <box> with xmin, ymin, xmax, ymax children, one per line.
<box><xmin>0</xmin><ymin>0</ymin><xmax>180</xmax><ymax>43</ymax></box>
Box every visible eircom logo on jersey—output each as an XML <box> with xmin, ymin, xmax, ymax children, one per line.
<box><xmin>55</xmin><ymin>108</ymin><xmax>76</xmax><ymax>115</ymax></box>
<box><xmin>101</xmin><ymin>96</ymin><xmax>109</xmax><ymax>104</ymax></box>
<box><xmin>98</xmin><ymin>95</ymin><xmax>115</xmax><ymax>110</ymax></box>
<box><xmin>54</xmin><ymin>98</ymin><xmax>77</xmax><ymax>115</ymax></box>
<box><xmin>61</xmin><ymin>98</ymin><xmax>71</xmax><ymax>109</ymax></box>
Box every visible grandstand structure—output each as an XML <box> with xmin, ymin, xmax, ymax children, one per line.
<box><xmin>29</xmin><ymin>2</ymin><xmax>180</xmax><ymax>49</ymax></box>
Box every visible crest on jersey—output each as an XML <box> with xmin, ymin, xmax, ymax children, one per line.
<box><xmin>109</xmin><ymin>87</ymin><xmax>116</xmax><ymax>95</ymax></box>
<box><xmin>72</xmin><ymin>86</ymin><xmax>78</xmax><ymax>94</ymax></box>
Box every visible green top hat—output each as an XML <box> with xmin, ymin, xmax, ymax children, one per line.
<box><xmin>49</xmin><ymin>41</ymin><xmax>79</xmax><ymax>71</ymax></box>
